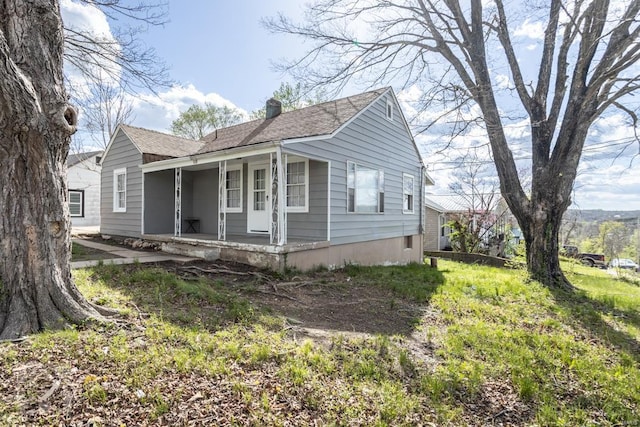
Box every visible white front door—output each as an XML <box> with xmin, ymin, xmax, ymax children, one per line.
<box><xmin>247</xmin><ymin>162</ymin><xmax>270</xmax><ymax>233</ymax></box>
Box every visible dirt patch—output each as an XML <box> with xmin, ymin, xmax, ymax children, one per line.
<box><xmin>164</xmin><ymin>260</ymin><xmax>426</xmax><ymax>339</ymax></box>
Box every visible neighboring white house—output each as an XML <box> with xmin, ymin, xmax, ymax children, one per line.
<box><xmin>67</xmin><ymin>150</ymin><xmax>102</xmax><ymax>228</ymax></box>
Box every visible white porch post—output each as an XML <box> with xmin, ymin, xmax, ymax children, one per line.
<box><xmin>218</xmin><ymin>160</ymin><xmax>227</xmax><ymax>241</ymax></box>
<box><xmin>270</xmin><ymin>148</ymin><xmax>287</xmax><ymax>245</ymax></box>
<box><xmin>174</xmin><ymin>167</ymin><xmax>182</xmax><ymax>237</ymax></box>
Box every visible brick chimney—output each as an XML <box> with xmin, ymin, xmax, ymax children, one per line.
<box><xmin>265</xmin><ymin>98</ymin><xmax>282</xmax><ymax>119</ymax></box>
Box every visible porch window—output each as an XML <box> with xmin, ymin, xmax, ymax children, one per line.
<box><xmin>69</xmin><ymin>190</ymin><xmax>84</xmax><ymax>217</ymax></box>
<box><xmin>225</xmin><ymin>167</ymin><xmax>242</xmax><ymax>213</ymax></box>
<box><xmin>403</xmin><ymin>173</ymin><xmax>414</xmax><ymax>214</ymax></box>
<box><xmin>113</xmin><ymin>168</ymin><xmax>126</xmax><ymax>212</ymax></box>
<box><xmin>347</xmin><ymin>161</ymin><xmax>384</xmax><ymax>213</ymax></box>
<box><xmin>286</xmin><ymin>160</ymin><xmax>308</xmax><ymax>213</ymax></box>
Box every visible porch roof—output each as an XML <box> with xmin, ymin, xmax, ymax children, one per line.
<box><xmin>120</xmin><ymin>125</ymin><xmax>205</xmax><ymax>158</ymax></box>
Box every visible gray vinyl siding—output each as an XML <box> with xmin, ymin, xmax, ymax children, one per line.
<box><xmin>100</xmin><ymin>129</ymin><xmax>143</xmax><ymax>237</ymax></box>
<box><xmin>181</xmin><ymin>171</ymin><xmax>195</xmax><ymax>224</ymax></box>
<box><xmin>144</xmin><ymin>170</ymin><xmax>174</xmax><ymax>234</ymax></box>
<box><xmin>191</xmin><ymin>169</ymin><xmax>219</xmax><ymax>235</ymax></box>
<box><xmin>285</xmin><ymin>94</ymin><xmax>423</xmax><ymax>245</ymax></box>
<box><xmin>287</xmin><ymin>160</ymin><xmax>328</xmax><ymax>241</ymax></box>
<box><xmin>226</xmin><ymin>164</ymin><xmax>249</xmax><ymax>235</ymax></box>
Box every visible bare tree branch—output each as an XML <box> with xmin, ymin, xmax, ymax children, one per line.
<box><xmin>265</xmin><ymin>0</ymin><xmax>640</xmax><ymax>288</ymax></box>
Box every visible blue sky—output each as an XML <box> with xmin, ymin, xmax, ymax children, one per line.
<box><xmin>139</xmin><ymin>1</ymin><xmax>306</xmax><ymax>112</ymax></box>
<box><xmin>62</xmin><ymin>0</ymin><xmax>640</xmax><ymax>211</ymax></box>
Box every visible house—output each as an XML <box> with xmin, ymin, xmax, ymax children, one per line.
<box><xmin>424</xmin><ymin>194</ymin><xmax>521</xmax><ymax>255</ymax></box>
<box><xmin>424</xmin><ymin>195</ymin><xmax>467</xmax><ymax>251</ymax></box>
<box><xmin>67</xmin><ymin>150</ymin><xmax>103</xmax><ymax>228</ymax></box>
<box><xmin>100</xmin><ymin>87</ymin><xmax>432</xmax><ymax>270</ymax></box>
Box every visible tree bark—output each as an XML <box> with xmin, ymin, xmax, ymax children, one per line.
<box><xmin>520</xmin><ymin>201</ymin><xmax>572</xmax><ymax>290</ymax></box>
<box><xmin>0</xmin><ymin>0</ymin><xmax>107</xmax><ymax>339</ymax></box>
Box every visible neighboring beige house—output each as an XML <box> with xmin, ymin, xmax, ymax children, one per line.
<box><xmin>67</xmin><ymin>150</ymin><xmax>102</xmax><ymax>228</ymax></box>
<box><xmin>424</xmin><ymin>194</ymin><xmax>521</xmax><ymax>254</ymax></box>
<box><xmin>424</xmin><ymin>195</ymin><xmax>468</xmax><ymax>250</ymax></box>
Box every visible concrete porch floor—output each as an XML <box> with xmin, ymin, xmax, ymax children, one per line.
<box><xmin>72</xmin><ymin>238</ymin><xmax>197</xmax><ymax>269</ymax></box>
<box><xmin>142</xmin><ymin>233</ymin><xmax>329</xmax><ymax>253</ymax></box>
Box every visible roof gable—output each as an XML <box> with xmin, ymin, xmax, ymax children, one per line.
<box><xmin>119</xmin><ymin>125</ymin><xmax>204</xmax><ymax>158</ymax></box>
<box><xmin>196</xmin><ymin>88</ymin><xmax>389</xmax><ymax>155</ymax></box>
<box><xmin>67</xmin><ymin>150</ymin><xmax>103</xmax><ymax>167</ymax></box>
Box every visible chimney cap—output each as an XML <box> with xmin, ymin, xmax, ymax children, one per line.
<box><xmin>265</xmin><ymin>98</ymin><xmax>282</xmax><ymax>119</ymax></box>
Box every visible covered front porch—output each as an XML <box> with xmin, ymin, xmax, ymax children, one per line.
<box><xmin>141</xmin><ymin>148</ymin><xmax>330</xmax><ymax>266</ymax></box>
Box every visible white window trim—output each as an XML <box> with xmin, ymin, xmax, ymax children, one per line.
<box><xmin>386</xmin><ymin>99</ymin><xmax>394</xmax><ymax>121</ymax></box>
<box><xmin>225</xmin><ymin>165</ymin><xmax>243</xmax><ymax>213</ymax></box>
<box><xmin>68</xmin><ymin>189</ymin><xmax>84</xmax><ymax>217</ymax></box>
<box><xmin>286</xmin><ymin>158</ymin><xmax>309</xmax><ymax>213</ymax></box>
<box><xmin>347</xmin><ymin>161</ymin><xmax>385</xmax><ymax>214</ymax></box>
<box><xmin>113</xmin><ymin>168</ymin><xmax>126</xmax><ymax>213</ymax></box>
<box><xmin>403</xmin><ymin>173</ymin><xmax>415</xmax><ymax>214</ymax></box>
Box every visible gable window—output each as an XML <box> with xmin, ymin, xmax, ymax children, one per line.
<box><xmin>113</xmin><ymin>168</ymin><xmax>126</xmax><ymax>212</ymax></box>
<box><xmin>69</xmin><ymin>190</ymin><xmax>84</xmax><ymax>217</ymax></box>
<box><xmin>347</xmin><ymin>161</ymin><xmax>384</xmax><ymax>213</ymax></box>
<box><xmin>403</xmin><ymin>173</ymin><xmax>415</xmax><ymax>214</ymax></box>
<box><xmin>286</xmin><ymin>160</ymin><xmax>308</xmax><ymax>212</ymax></box>
<box><xmin>225</xmin><ymin>166</ymin><xmax>242</xmax><ymax>213</ymax></box>
<box><xmin>386</xmin><ymin>99</ymin><xmax>394</xmax><ymax>121</ymax></box>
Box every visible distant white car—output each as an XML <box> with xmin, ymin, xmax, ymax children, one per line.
<box><xmin>609</xmin><ymin>258</ymin><xmax>639</xmax><ymax>271</ymax></box>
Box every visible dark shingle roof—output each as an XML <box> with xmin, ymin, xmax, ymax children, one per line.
<box><xmin>120</xmin><ymin>125</ymin><xmax>204</xmax><ymax>157</ymax></box>
<box><xmin>67</xmin><ymin>150</ymin><xmax>103</xmax><ymax>167</ymax></box>
<box><xmin>197</xmin><ymin>88</ymin><xmax>388</xmax><ymax>155</ymax></box>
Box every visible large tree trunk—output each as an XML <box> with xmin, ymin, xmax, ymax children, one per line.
<box><xmin>520</xmin><ymin>205</ymin><xmax>572</xmax><ymax>290</ymax></box>
<box><xmin>0</xmin><ymin>1</ymin><xmax>106</xmax><ymax>339</ymax></box>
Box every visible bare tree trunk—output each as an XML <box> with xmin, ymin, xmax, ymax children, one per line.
<box><xmin>521</xmin><ymin>209</ymin><xmax>572</xmax><ymax>290</ymax></box>
<box><xmin>0</xmin><ymin>0</ymin><xmax>106</xmax><ymax>339</ymax></box>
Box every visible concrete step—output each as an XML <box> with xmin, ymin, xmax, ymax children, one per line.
<box><xmin>161</xmin><ymin>242</ymin><xmax>220</xmax><ymax>261</ymax></box>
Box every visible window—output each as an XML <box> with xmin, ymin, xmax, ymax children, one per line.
<box><xmin>347</xmin><ymin>161</ymin><xmax>384</xmax><ymax>213</ymax></box>
<box><xmin>403</xmin><ymin>174</ymin><xmax>415</xmax><ymax>214</ymax></box>
<box><xmin>386</xmin><ymin>99</ymin><xmax>394</xmax><ymax>121</ymax></box>
<box><xmin>68</xmin><ymin>190</ymin><xmax>84</xmax><ymax>217</ymax></box>
<box><xmin>113</xmin><ymin>168</ymin><xmax>126</xmax><ymax>212</ymax></box>
<box><xmin>225</xmin><ymin>166</ymin><xmax>242</xmax><ymax>213</ymax></box>
<box><xmin>253</xmin><ymin>168</ymin><xmax>266</xmax><ymax>211</ymax></box>
<box><xmin>286</xmin><ymin>160</ymin><xmax>308</xmax><ymax>212</ymax></box>
<box><xmin>404</xmin><ymin>235</ymin><xmax>413</xmax><ymax>249</ymax></box>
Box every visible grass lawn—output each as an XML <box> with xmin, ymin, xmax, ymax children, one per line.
<box><xmin>1</xmin><ymin>259</ymin><xmax>639</xmax><ymax>426</ymax></box>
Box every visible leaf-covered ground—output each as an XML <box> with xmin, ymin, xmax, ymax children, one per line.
<box><xmin>1</xmin><ymin>260</ymin><xmax>639</xmax><ymax>426</ymax></box>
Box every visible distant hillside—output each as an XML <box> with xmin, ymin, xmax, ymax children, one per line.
<box><xmin>567</xmin><ymin>209</ymin><xmax>640</xmax><ymax>223</ymax></box>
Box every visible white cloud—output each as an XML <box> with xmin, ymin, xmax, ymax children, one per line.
<box><xmin>514</xmin><ymin>19</ymin><xmax>545</xmax><ymax>40</ymax></box>
<box><xmin>128</xmin><ymin>85</ymin><xmax>248</xmax><ymax>133</ymax></box>
<box><xmin>494</xmin><ymin>74</ymin><xmax>510</xmax><ymax>89</ymax></box>
<box><xmin>503</xmin><ymin>119</ymin><xmax>531</xmax><ymax>140</ymax></box>
<box><xmin>61</xmin><ymin>0</ymin><xmax>112</xmax><ymax>37</ymax></box>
